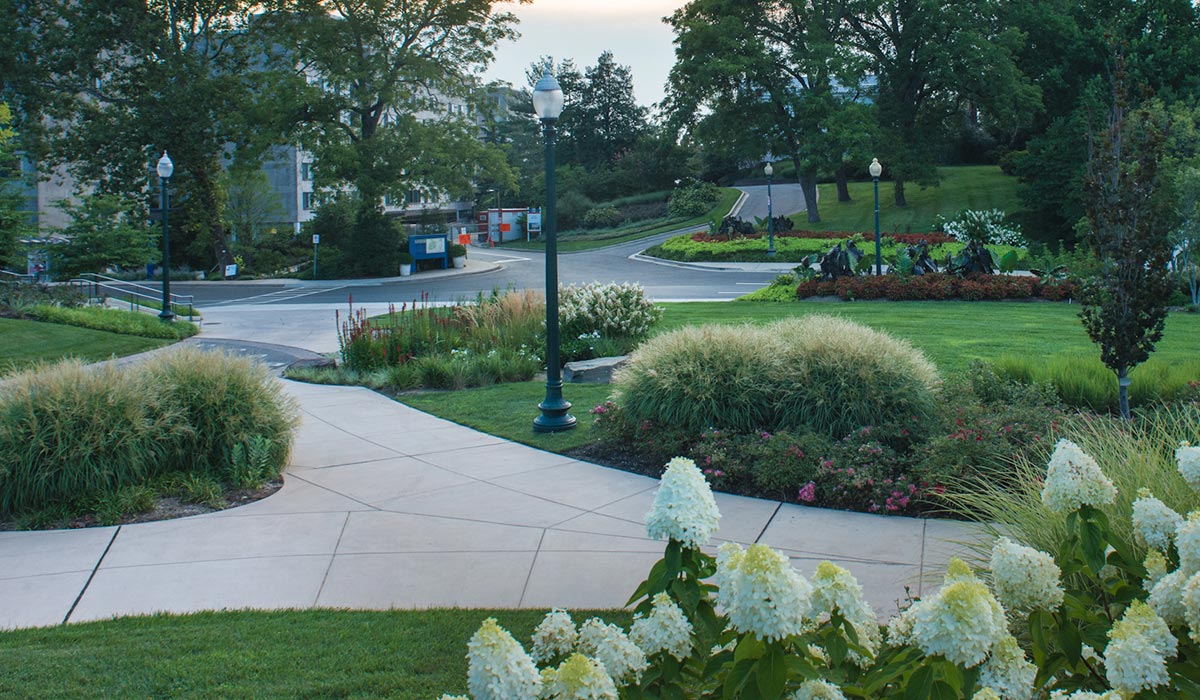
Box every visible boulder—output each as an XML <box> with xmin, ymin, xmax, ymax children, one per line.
<box><xmin>563</xmin><ymin>355</ymin><xmax>629</xmax><ymax>384</ymax></box>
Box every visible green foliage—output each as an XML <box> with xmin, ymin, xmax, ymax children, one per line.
<box><xmin>992</xmin><ymin>353</ymin><xmax>1200</xmax><ymax>413</ymax></box>
<box><xmin>141</xmin><ymin>348</ymin><xmax>297</xmax><ymax>476</ymax></box>
<box><xmin>28</xmin><ymin>305</ymin><xmax>198</xmax><ymax>340</ymax></box>
<box><xmin>227</xmin><ymin>436</ymin><xmax>276</xmax><ymax>490</ymax></box>
<box><xmin>612</xmin><ymin>316</ymin><xmax>940</xmax><ymax>439</ymax></box>
<box><xmin>90</xmin><ymin>484</ymin><xmax>157</xmax><ymax>526</ymax></box>
<box><xmin>350</xmin><ymin>209</ymin><xmax>405</xmax><ymax>277</ymax></box>
<box><xmin>0</xmin><ymin>362</ymin><xmax>184</xmax><ymax>515</ymax></box>
<box><xmin>0</xmin><ymin>103</ymin><xmax>32</xmax><ymax>268</ymax></box>
<box><xmin>667</xmin><ymin>179</ymin><xmax>720</xmax><ymax>218</ymax></box>
<box><xmin>567</xmin><ymin>52</ymin><xmax>648</xmax><ymax>168</ymax></box>
<box><xmin>1080</xmin><ymin>73</ymin><xmax>1175</xmax><ymax>418</ymax></box>
<box><xmin>0</xmin><ymin>349</ymin><xmax>297</xmax><ymax>516</ymax></box>
<box><xmin>50</xmin><ymin>194</ymin><xmax>156</xmax><ymax>278</ymax></box>
<box><xmin>178</xmin><ymin>473</ymin><xmax>227</xmax><ymax>510</ymax></box>
<box><xmin>0</xmin><ymin>317</ymin><xmax>168</xmax><ymax>376</ymax></box>
<box><xmin>647</xmin><ymin>232</ymin><xmax>1028</xmax><ymax>266</ymax></box>
<box><xmin>581</xmin><ymin>206</ymin><xmax>622</xmax><ymax>229</ymax></box>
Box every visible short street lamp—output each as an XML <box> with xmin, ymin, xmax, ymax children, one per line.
<box><xmin>764</xmin><ymin>162</ymin><xmax>776</xmax><ymax>258</ymax></box>
<box><xmin>156</xmin><ymin>151</ymin><xmax>175</xmax><ymax>321</ymax></box>
<box><xmin>532</xmin><ymin>70</ymin><xmax>576</xmax><ymax>433</ymax></box>
<box><xmin>869</xmin><ymin>157</ymin><xmax>883</xmax><ymax>276</ymax></box>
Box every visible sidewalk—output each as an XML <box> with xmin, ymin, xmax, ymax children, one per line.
<box><xmin>0</xmin><ymin>379</ymin><xmax>986</xmax><ymax>630</ymax></box>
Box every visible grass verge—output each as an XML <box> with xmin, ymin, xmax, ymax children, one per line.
<box><xmin>0</xmin><ymin>317</ymin><xmax>168</xmax><ymax>375</ymax></box>
<box><xmin>29</xmin><ymin>305</ymin><xmax>199</xmax><ymax>340</ymax></box>
<box><xmin>400</xmin><ymin>381</ymin><xmax>612</xmax><ymax>453</ymax></box>
<box><xmin>388</xmin><ymin>302</ymin><xmax>1200</xmax><ymax>452</ymax></box>
<box><xmin>791</xmin><ymin>165</ymin><xmax>1021</xmax><ymax>233</ymax></box>
<box><xmin>0</xmin><ymin>608</ymin><xmax>630</xmax><ymax>698</ymax></box>
<box><xmin>502</xmin><ymin>188</ymin><xmax>742</xmax><ymax>253</ymax></box>
<box><xmin>657</xmin><ymin>301</ymin><xmax>1200</xmax><ymax>374</ymax></box>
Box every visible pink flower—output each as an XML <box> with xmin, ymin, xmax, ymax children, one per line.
<box><xmin>797</xmin><ymin>482</ymin><xmax>816</xmax><ymax>503</ymax></box>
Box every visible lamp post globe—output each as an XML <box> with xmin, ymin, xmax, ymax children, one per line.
<box><xmin>532</xmin><ymin>71</ymin><xmax>576</xmax><ymax>433</ymax></box>
<box><xmin>156</xmin><ymin>151</ymin><xmax>175</xmax><ymax>321</ymax></box>
<box><xmin>764</xmin><ymin>162</ymin><xmax>775</xmax><ymax>258</ymax></box>
<box><xmin>869</xmin><ymin>157</ymin><xmax>882</xmax><ymax>276</ymax></box>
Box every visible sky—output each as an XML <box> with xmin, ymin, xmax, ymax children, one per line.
<box><xmin>482</xmin><ymin>0</ymin><xmax>689</xmax><ymax>108</ymax></box>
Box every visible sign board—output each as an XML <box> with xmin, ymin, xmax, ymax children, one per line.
<box><xmin>225</xmin><ymin>263</ymin><xmax>238</xmax><ymax>278</ymax></box>
<box><xmin>499</xmin><ymin>223</ymin><xmax>511</xmax><ymax>233</ymax></box>
<box><xmin>526</xmin><ymin>212</ymin><xmax>542</xmax><ymax>232</ymax></box>
<box><xmin>424</xmin><ymin>237</ymin><xmax>445</xmax><ymax>254</ymax></box>
<box><xmin>312</xmin><ymin>234</ymin><xmax>320</xmax><ymax>245</ymax></box>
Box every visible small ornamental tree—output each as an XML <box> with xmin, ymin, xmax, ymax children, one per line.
<box><xmin>1079</xmin><ymin>65</ymin><xmax>1174</xmax><ymax>420</ymax></box>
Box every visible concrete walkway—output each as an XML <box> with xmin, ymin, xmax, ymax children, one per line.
<box><xmin>0</xmin><ymin>378</ymin><xmax>983</xmax><ymax>630</ymax></box>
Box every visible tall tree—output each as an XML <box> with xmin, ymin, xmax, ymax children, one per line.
<box><xmin>1079</xmin><ymin>66</ymin><xmax>1173</xmax><ymax>420</ymax></box>
<box><xmin>667</xmin><ymin>0</ymin><xmax>868</xmax><ymax>222</ymax></box>
<box><xmin>1007</xmin><ymin>0</ymin><xmax>1200</xmax><ymax>245</ymax></box>
<box><xmin>0</xmin><ymin>102</ymin><xmax>31</xmax><ymax>268</ymax></box>
<box><xmin>264</xmin><ymin>0</ymin><xmax>519</xmax><ymax>214</ymax></box>
<box><xmin>571</xmin><ymin>52</ymin><xmax>647</xmax><ymax>167</ymax></box>
<box><xmin>3</xmin><ymin>0</ymin><xmax>294</xmax><ymax>270</ymax></box>
<box><xmin>844</xmin><ymin>0</ymin><xmax>1039</xmax><ymax>205</ymax></box>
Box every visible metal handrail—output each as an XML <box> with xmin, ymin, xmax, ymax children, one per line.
<box><xmin>71</xmin><ymin>273</ymin><xmax>196</xmax><ymax>322</ymax></box>
<box><xmin>0</xmin><ymin>269</ymin><xmax>35</xmax><ymax>283</ymax></box>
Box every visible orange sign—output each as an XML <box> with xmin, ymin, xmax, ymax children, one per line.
<box><xmin>499</xmin><ymin>223</ymin><xmax>511</xmax><ymax>232</ymax></box>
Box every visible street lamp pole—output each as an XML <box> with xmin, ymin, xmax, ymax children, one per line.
<box><xmin>532</xmin><ymin>71</ymin><xmax>576</xmax><ymax>433</ymax></box>
<box><xmin>156</xmin><ymin>151</ymin><xmax>175</xmax><ymax>321</ymax></box>
<box><xmin>764</xmin><ymin>162</ymin><xmax>775</xmax><ymax>258</ymax></box>
<box><xmin>870</xmin><ymin>157</ymin><xmax>883</xmax><ymax>275</ymax></box>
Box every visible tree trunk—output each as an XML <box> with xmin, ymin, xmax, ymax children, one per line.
<box><xmin>1117</xmin><ymin>368</ymin><xmax>1131</xmax><ymax>420</ymax></box>
<box><xmin>835</xmin><ymin>166</ymin><xmax>851</xmax><ymax>202</ymax></box>
<box><xmin>795</xmin><ymin>169</ymin><xmax>821</xmax><ymax>224</ymax></box>
<box><xmin>893</xmin><ymin>179</ymin><xmax>907</xmax><ymax>207</ymax></box>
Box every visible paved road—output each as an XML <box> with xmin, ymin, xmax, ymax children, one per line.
<box><xmin>152</xmin><ymin>185</ymin><xmax>806</xmax><ymax>307</ymax></box>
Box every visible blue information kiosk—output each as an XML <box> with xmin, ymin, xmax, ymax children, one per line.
<box><xmin>409</xmin><ymin>234</ymin><xmax>449</xmax><ymax>270</ymax></box>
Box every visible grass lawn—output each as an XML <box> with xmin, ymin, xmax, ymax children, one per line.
<box><xmin>0</xmin><ymin>317</ymin><xmax>169</xmax><ymax>375</ymax></box>
<box><xmin>394</xmin><ymin>301</ymin><xmax>1200</xmax><ymax>451</ymax></box>
<box><xmin>793</xmin><ymin>165</ymin><xmax>1021</xmax><ymax>233</ymax></box>
<box><xmin>401</xmin><ymin>381</ymin><xmax>612</xmax><ymax>452</ymax></box>
<box><xmin>0</xmin><ymin>608</ymin><xmax>630</xmax><ymax>698</ymax></box>
<box><xmin>503</xmin><ymin>187</ymin><xmax>742</xmax><ymax>253</ymax></box>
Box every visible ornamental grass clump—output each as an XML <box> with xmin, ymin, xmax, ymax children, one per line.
<box><xmin>0</xmin><ymin>361</ymin><xmax>184</xmax><ymax>515</ymax></box>
<box><xmin>611</xmin><ymin>315</ymin><xmax>939</xmax><ymax>439</ymax></box>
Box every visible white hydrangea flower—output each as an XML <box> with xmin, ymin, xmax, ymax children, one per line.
<box><xmin>989</xmin><ymin>537</ymin><xmax>1065</xmax><ymax>612</ymax></box>
<box><xmin>978</xmin><ymin>635</ymin><xmax>1036</xmax><ymax>700</ymax></box>
<box><xmin>1104</xmin><ymin>601</ymin><xmax>1177</xmax><ymax>695</ymax></box>
<box><xmin>629</xmin><ymin>592</ymin><xmax>693</xmax><ymax>661</ymax></box>
<box><xmin>811</xmin><ymin>561</ymin><xmax>881</xmax><ymax>664</ymax></box>
<box><xmin>908</xmin><ymin>559</ymin><xmax>1009</xmax><ymax>668</ymax></box>
<box><xmin>1144</xmin><ymin>549</ymin><xmax>1169</xmax><ymax>589</ymax></box>
<box><xmin>1184</xmin><ymin>571</ymin><xmax>1200</xmax><ymax>644</ymax></box>
<box><xmin>885</xmin><ymin>607</ymin><xmax>915</xmax><ymax>646</ymax></box>
<box><xmin>467</xmin><ymin>618</ymin><xmax>543</xmax><ymax>700</ymax></box>
<box><xmin>973</xmin><ymin>690</ymin><xmax>1002</xmax><ymax>700</ymax></box>
<box><xmin>540</xmin><ymin>653</ymin><xmax>618</xmax><ymax>700</ymax></box>
<box><xmin>1081</xmin><ymin>644</ymin><xmax>1105</xmax><ymax>675</ymax></box>
<box><xmin>645</xmin><ymin>457</ymin><xmax>721</xmax><ymax>548</ymax></box>
<box><xmin>438</xmin><ymin>696</ymin><xmax>470</xmax><ymax>700</ymax></box>
<box><xmin>1041</xmin><ymin>439</ymin><xmax>1117</xmax><ymax>512</ymax></box>
<box><xmin>714</xmin><ymin>543</ymin><xmax>813</xmax><ymax>642</ymax></box>
<box><xmin>1178</xmin><ymin>441</ymin><xmax>1200</xmax><ymax>491</ymax></box>
<box><xmin>576</xmin><ymin>618</ymin><xmax>648</xmax><ymax>686</ymax></box>
<box><xmin>531</xmin><ymin>609</ymin><xmax>577</xmax><ymax>663</ymax></box>
<box><xmin>807</xmin><ymin>644</ymin><xmax>830</xmax><ymax>665</ymax></box>
<box><xmin>788</xmin><ymin>679</ymin><xmax>847</xmax><ymax>699</ymax></box>
<box><xmin>1049</xmin><ymin>692</ymin><xmax>1122</xmax><ymax>700</ymax></box>
<box><xmin>1132</xmin><ymin>488</ymin><xmax>1183</xmax><ymax>552</ymax></box>
<box><xmin>1148</xmin><ymin>569</ymin><xmax>1188</xmax><ymax>626</ymax></box>
<box><xmin>1176</xmin><ymin>512</ymin><xmax>1200</xmax><ymax>574</ymax></box>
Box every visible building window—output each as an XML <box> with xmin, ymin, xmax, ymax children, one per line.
<box><xmin>302</xmin><ymin>192</ymin><xmax>315</xmax><ymax>211</ymax></box>
<box><xmin>301</xmin><ymin>162</ymin><xmax>313</xmax><ymax>181</ymax></box>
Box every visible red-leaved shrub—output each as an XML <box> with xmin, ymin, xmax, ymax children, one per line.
<box><xmin>795</xmin><ymin>273</ymin><xmax>1078</xmax><ymax>302</ymax></box>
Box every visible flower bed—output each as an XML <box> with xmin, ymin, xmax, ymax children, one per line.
<box><xmin>796</xmin><ymin>273</ymin><xmax>1078</xmax><ymax>301</ymax></box>
<box><xmin>692</xmin><ymin>229</ymin><xmax>956</xmax><ymax>245</ymax></box>
<box><xmin>646</xmin><ymin>233</ymin><xmax>1027</xmax><ymax>265</ymax></box>
<box><xmin>438</xmin><ymin>441</ymin><xmax>1200</xmax><ymax>698</ymax></box>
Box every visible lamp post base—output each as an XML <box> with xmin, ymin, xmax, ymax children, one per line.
<box><xmin>534</xmin><ymin>393</ymin><xmax>577</xmax><ymax>433</ymax></box>
<box><xmin>158</xmin><ymin>310</ymin><xmax>175</xmax><ymax>322</ymax></box>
